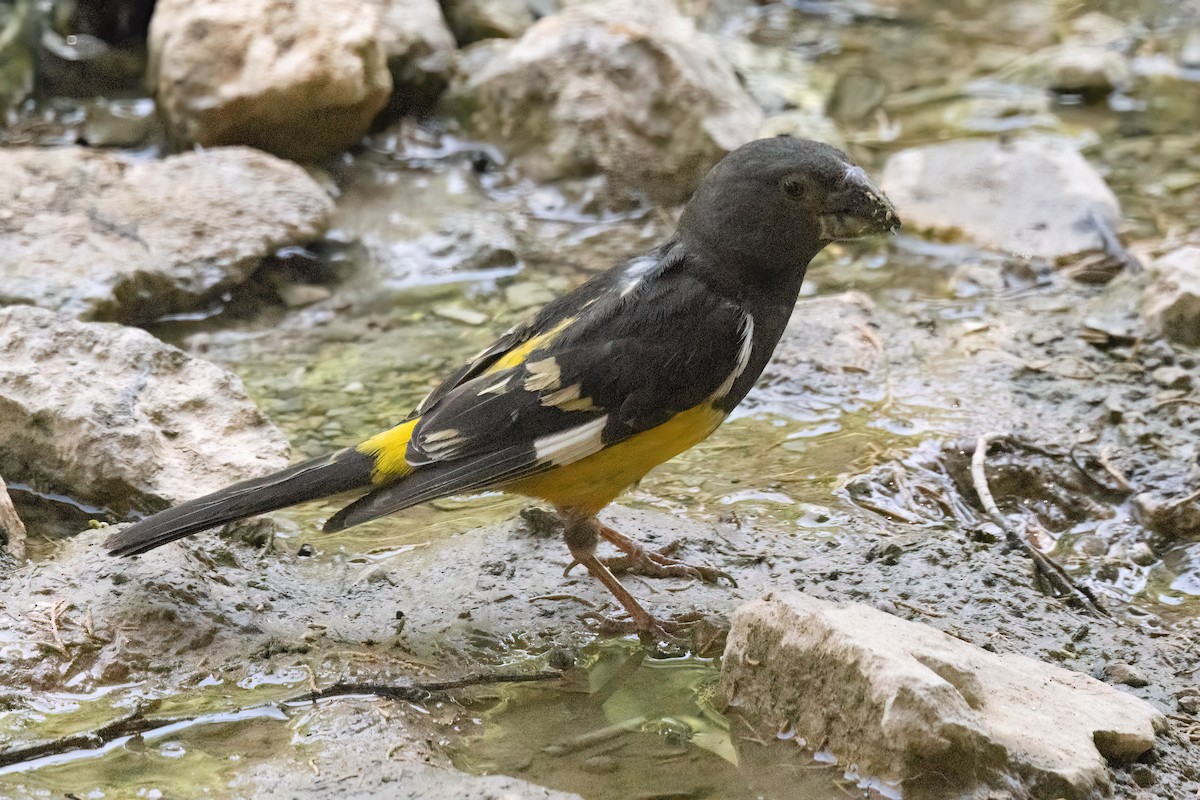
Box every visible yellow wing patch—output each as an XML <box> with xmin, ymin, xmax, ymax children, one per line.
<box><xmin>357</xmin><ymin>418</ymin><xmax>419</xmax><ymax>483</ymax></box>
<box><xmin>485</xmin><ymin>317</ymin><xmax>575</xmax><ymax>373</ymax></box>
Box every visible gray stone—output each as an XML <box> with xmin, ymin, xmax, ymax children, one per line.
<box><xmin>0</xmin><ymin>146</ymin><xmax>333</xmax><ymax>323</ymax></box>
<box><xmin>1103</xmin><ymin>661</ymin><xmax>1151</xmax><ymax>688</ymax></box>
<box><xmin>1000</xmin><ymin>44</ymin><xmax>1132</xmax><ymax>95</ymax></box>
<box><xmin>1152</xmin><ymin>365</ymin><xmax>1193</xmax><ymax>390</ymax></box>
<box><xmin>445</xmin><ymin>0</ymin><xmax>761</xmax><ymax>204</ymax></box>
<box><xmin>149</xmin><ymin>0</ymin><xmax>392</xmax><ymax>162</ymax></box>
<box><xmin>0</xmin><ymin>306</ymin><xmax>289</xmax><ymax>515</ymax></box>
<box><xmin>880</xmin><ymin>137</ymin><xmax>1122</xmax><ymax>260</ymax></box>
<box><xmin>1135</xmin><ymin>490</ymin><xmax>1200</xmax><ymax>540</ymax></box>
<box><xmin>719</xmin><ymin>593</ymin><xmax>1164</xmax><ymax>799</ymax></box>
<box><xmin>0</xmin><ymin>475</ymin><xmax>26</xmax><ymax>560</ymax></box>
<box><xmin>442</xmin><ymin>0</ymin><xmax>536</xmax><ymax>44</ymax></box>
<box><xmin>364</xmin><ymin>0</ymin><xmax>457</xmax><ymax>108</ymax></box>
<box><xmin>1143</xmin><ymin>246</ymin><xmax>1200</xmax><ymax>347</ymax></box>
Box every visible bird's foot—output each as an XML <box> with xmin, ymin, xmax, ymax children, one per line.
<box><xmin>600</xmin><ymin>539</ymin><xmax>737</xmax><ymax>587</ymax></box>
<box><xmin>580</xmin><ymin>609</ymin><xmax>729</xmax><ymax>654</ymax></box>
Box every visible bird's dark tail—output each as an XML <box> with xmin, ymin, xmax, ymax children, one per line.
<box><xmin>104</xmin><ymin>448</ymin><xmax>376</xmax><ymax>556</ymax></box>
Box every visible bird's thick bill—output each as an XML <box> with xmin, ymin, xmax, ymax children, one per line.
<box><xmin>817</xmin><ymin>163</ymin><xmax>901</xmax><ymax>241</ymax></box>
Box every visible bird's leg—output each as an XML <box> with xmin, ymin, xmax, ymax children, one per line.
<box><xmin>594</xmin><ymin>521</ymin><xmax>736</xmax><ymax>587</ymax></box>
<box><xmin>561</xmin><ymin>514</ymin><xmax>671</xmax><ymax>639</ymax></box>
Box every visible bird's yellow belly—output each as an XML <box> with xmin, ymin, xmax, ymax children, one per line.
<box><xmin>507</xmin><ymin>403</ymin><xmax>727</xmax><ymax>515</ymax></box>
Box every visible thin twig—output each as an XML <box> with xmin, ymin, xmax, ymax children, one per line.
<box><xmin>0</xmin><ymin>670</ymin><xmax>561</xmax><ymax>770</ymax></box>
<box><xmin>1152</xmin><ymin>397</ymin><xmax>1200</xmax><ymax>410</ymax></box>
<box><xmin>971</xmin><ymin>434</ymin><xmax>1109</xmax><ymax>618</ymax></box>
<box><xmin>290</xmin><ymin>670</ymin><xmax>562</xmax><ymax>704</ymax></box>
<box><xmin>1098</xmin><ymin>446</ymin><xmax>1136</xmax><ymax>494</ymax></box>
<box><xmin>1167</xmin><ymin>486</ymin><xmax>1200</xmax><ymax>510</ymax></box>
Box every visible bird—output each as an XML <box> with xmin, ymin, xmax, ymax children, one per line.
<box><xmin>105</xmin><ymin>136</ymin><xmax>900</xmax><ymax>638</ymax></box>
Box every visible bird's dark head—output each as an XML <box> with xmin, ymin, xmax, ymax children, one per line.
<box><xmin>677</xmin><ymin>136</ymin><xmax>900</xmax><ymax>285</ymax></box>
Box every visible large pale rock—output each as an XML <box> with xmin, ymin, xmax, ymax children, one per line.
<box><xmin>0</xmin><ymin>306</ymin><xmax>289</xmax><ymax>516</ymax></box>
<box><xmin>1142</xmin><ymin>246</ymin><xmax>1200</xmax><ymax>347</ymax></box>
<box><xmin>0</xmin><ymin>146</ymin><xmax>333</xmax><ymax>323</ymax></box>
<box><xmin>445</xmin><ymin>0</ymin><xmax>762</xmax><ymax>203</ymax></box>
<box><xmin>0</xmin><ymin>476</ymin><xmax>26</xmax><ymax>560</ymax></box>
<box><xmin>149</xmin><ymin>0</ymin><xmax>392</xmax><ymax>161</ymax></box>
<box><xmin>364</xmin><ymin>0</ymin><xmax>457</xmax><ymax>109</ymax></box>
<box><xmin>720</xmin><ymin>593</ymin><xmax>1164</xmax><ymax>799</ymax></box>
<box><xmin>881</xmin><ymin>137</ymin><xmax>1122</xmax><ymax>260</ymax></box>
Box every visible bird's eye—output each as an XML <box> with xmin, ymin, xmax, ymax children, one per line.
<box><xmin>782</xmin><ymin>176</ymin><xmax>804</xmax><ymax>198</ymax></box>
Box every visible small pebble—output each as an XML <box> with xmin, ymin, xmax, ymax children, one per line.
<box><xmin>547</xmin><ymin>646</ymin><xmax>577</xmax><ymax>671</ymax></box>
<box><xmin>1131</xmin><ymin>764</ymin><xmax>1156</xmax><ymax>788</ymax></box>
<box><xmin>504</xmin><ymin>281</ymin><xmax>556</xmax><ymax>309</ymax></box>
<box><xmin>297</xmin><ymin>543</ymin><xmax>315</xmax><ymax>557</ymax></box>
<box><xmin>1151</xmin><ymin>365</ymin><xmax>1192</xmax><ymax>390</ymax></box>
<box><xmin>276</xmin><ymin>284</ymin><xmax>333</xmax><ymax>308</ymax></box>
<box><xmin>433</xmin><ymin>305</ymin><xmax>489</xmax><ymax>326</ymax></box>
<box><xmin>1176</xmin><ymin>693</ymin><xmax>1199</xmax><ymax>715</ymax></box>
<box><xmin>1102</xmin><ymin>661</ymin><xmax>1150</xmax><ymax>688</ymax></box>
<box><xmin>580</xmin><ymin>755</ymin><xmax>619</xmax><ymax>774</ymax></box>
<box><xmin>1126</xmin><ymin>541</ymin><xmax>1156</xmax><ymax>567</ymax></box>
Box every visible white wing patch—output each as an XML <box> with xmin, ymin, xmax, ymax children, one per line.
<box><xmin>523</xmin><ymin>358</ymin><xmax>561</xmax><ymax>392</ymax></box>
<box><xmin>541</xmin><ymin>382</ymin><xmax>597</xmax><ymax>412</ymax></box>
<box><xmin>712</xmin><ymin>312</ymin><xmax>754</xmax><ymax>400</ymax></box>
<box><xmin>478</xmin><ymin>376</ymin><xmax>511</xmax><ymax>396</ymax></box>
<box><xmin>533</xmin><ymin>415</ymin><xmax>609</xmax><ymax>465</ymax></box>
<box><xmin>418</xmin><ymin>427</ymin><xmax>466</xmax><ymax>458</ymax></box>
<box><xmin>620</xmin><ymin>255</ymin><xmax>662</xmax><ymax>297</ymax></box>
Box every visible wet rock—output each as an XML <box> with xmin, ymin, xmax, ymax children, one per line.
<box><xmin>880</xmin><ymin>137</ymin><xmax>1122</xmax><ymax>260</ymax></box>
<box><xmin>0</xmin><ymin>475</ymin><xmax>26</xmax><ymax>560</ymax></box>
<box><xmin>0</xmin><ymin>146</ymin><xmax>333</xmax><ymax>323</ymax></box>
<box><xmin>0</xmin><ymin>306</ymin><xmax>289</xmax><ymax>515</ymax></box>
<box><xmin>719</xmin><ymin>593</ymin><xmax>1164</xmax><ymax>799</ymax></box>
<box><xmin>442</xmin><ymin>0</ymin><xmax>536</xmax><ymax>44</ymax></box>
<box><xmin>445</xmin><ymin>0</ymin><xmax>761</xmax><ymax>204</ymax></box>
<box><xmin>149</xmin><ymin>0</ymin><xmax>392</xmax><ymax>162</ymax></box>
<box><xmin>365</xmin><ymin>0</ymin><xmax>457</xmax><ymax>111</ymax></box>
<box><xmin>759</xmin><ymin>110</ymin><xmax>845</xmax><ymax>151</ymax></box>
<box><xmin>1103</xmin><ymin>661</ymin><xmax>1151</xmax><ymax>688</ymax></box>
<box><xmin>1134</xmin><ymin>490</ymin><xmax>1200</xmax><ymax>540</ymax></box>
<box><xmin>1142</xmin><ymin>246</ymin><xmax>1200</xmax><ymax>347</ymax></box>
<box><xmin>1000</xmin><ymin>44</ymin><xmax>1132</xmax><ymax>98</ymax></box>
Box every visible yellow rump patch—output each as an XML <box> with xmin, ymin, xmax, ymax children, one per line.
<box><xmin>357</xmin><ymin>418</ymin><xmax>419</xmax><ymax>483</ymax></box>
<box><xmin>508</xmin><ymin>403</ymin><xmax>727</xmax><ymax>515</ymax></box>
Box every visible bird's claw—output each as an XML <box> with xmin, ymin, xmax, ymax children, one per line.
<box><xmin>602</xmin><ymin>540</ymin><xmax>737</xmax><ymax>587</ymax></box>
<box><xmin>579</xmin><ymin>609</ymin><xmax>729</xmax><ymax>655</ymax></box>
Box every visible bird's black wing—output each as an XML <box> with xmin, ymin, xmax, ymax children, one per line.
<box><xmin>325</xmin><ymin>259</ymin><xmax>753</xmax><ymax>531</ymax></box>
